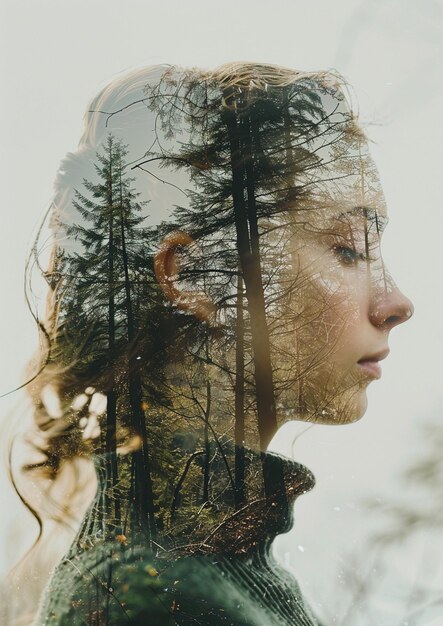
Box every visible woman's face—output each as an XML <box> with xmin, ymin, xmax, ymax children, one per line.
<box><xmin>281</xmin><ymin>151</ymin><xmax>413</xmax><ymax>425</ymax></box>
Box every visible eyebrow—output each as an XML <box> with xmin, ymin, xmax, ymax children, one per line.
<box><xmin>336</xmin><ymin>206</ymin><xmax>389</xmax><ymax>232</ymax></box>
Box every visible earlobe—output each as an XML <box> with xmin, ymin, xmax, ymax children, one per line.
<box><xmin>154</xmin><ymin>231</ymin><xmax>216</xmax><ymax>323</ymax></box>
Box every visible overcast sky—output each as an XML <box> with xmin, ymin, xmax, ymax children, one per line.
<box><xmin>1</xmin><ymin>1</ymin><xmax>442</xmax><ymax>623</ymax></box>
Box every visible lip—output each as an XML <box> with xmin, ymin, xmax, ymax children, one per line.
<box><xmin>357</xmin><ymin>349</ymin><xmax>390</xmax><ymax>380</ymax></box>
<box><xmin>357</xmin><ymin>360</ymin><xmax>382</xmax><ymax>379</ymax></box>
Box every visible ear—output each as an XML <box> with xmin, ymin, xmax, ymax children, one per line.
<box><xmin>154</xmin><ymin>231</ymin><xmax>216</xmax><ymax>323</ymax></box>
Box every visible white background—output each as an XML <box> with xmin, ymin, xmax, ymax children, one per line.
<box><xmin>0</xmin><ymin>1</ymin><xmax>442</xmax><ymax>624</ymax></box>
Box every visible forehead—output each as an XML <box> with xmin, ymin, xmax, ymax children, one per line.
<box><xmin>291</xmin><ymin>130</ymin><xmax>388</xmax><ymax>232</ymax></box>
<box><xmin>291</xmin><ymin>205</ymin><xmax>388</xmax><ymax>241</ymax></box>
<box><xmin>329</xmin><ymin>205</ymin><xmax>388</xmax><ymax>233</ymax></box>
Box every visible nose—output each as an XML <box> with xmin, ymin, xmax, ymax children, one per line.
<box><xmin>369</xmin><ymin>281</ymin><xmax>414</xmax><ymax>332</ymax></box>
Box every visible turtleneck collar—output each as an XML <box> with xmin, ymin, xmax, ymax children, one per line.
<box><xmin>83</xmin><ymin>446</ymin><xmax>315</xmax><ymax>563</ymax></box>
<box><xmin>169</xmin><ymin>446</ymin><xmax>316</xmax><ymax>557</ymax></box>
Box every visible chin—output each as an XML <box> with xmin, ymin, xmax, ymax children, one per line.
<box><xmin>317</xmin><ymin>387</ymin><xmax>369</xmax><ymax>425</ymax></box>
<box><xmin>340</xmin><ymin>388</ymin><xmax>368</xmax><ymax>424</ymax></box>
<box><xmin>283</xmin><ymin>378</ymin><xmax>370</xmax><ymax>426</ymax></box>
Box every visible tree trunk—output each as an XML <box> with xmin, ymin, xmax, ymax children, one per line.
<box><xmin>223</xmin><ymin>104</ymin><xmax>278</xmax><ymax>451</ymax></box>
<box><xmin>234</xmin><ymin>271</ymin><xmax>246</xmax><ymax>507</ymax></box>
<box><xmin>119</xmin><ymin>176</ymin><xmax>157</xmax><ymax>541</ymax></box>
<box><xmin>202</xmin><ymin>340</ymin><xmax>211</xmax><ymax>504</ymax></box>
<box><xmin>105</xmin><ymin>138</ymin><xmax>120</xmax><ymax>527</ymax></box>
<box><xmin>223</xmin><ymin>98</ymin><xmax>287</xmax><ymax>505</ymax></box>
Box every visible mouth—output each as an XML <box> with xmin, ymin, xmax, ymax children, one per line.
<box><xmin>357</xmin><ymin>349</ymin><xmax>390</xmax><ymax>380</ymax></box>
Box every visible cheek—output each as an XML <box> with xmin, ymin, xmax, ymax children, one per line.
<box><xmin>316</xmin><ymin>270</ymin><xmax>363</xmax><ymax>330</ymax></box>
<box><xmin>284</xmin><ymin>250</ymin><xmax>374</xmax><ymax>423</ymax></box>
<box><xmin>289</xmin><ymin>246</ymin><xmax>370</xmax><ymax>357</ymax></box>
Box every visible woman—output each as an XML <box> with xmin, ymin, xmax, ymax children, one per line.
<box><xmin>8</xmin><ymin>62</ymin><xmax>412</xmax><ymax>625</ymax></box>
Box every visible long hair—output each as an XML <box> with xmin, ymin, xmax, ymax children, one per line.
<box><xmin>5</xmin><ymin>61</ymin><xmax>362</xmax><ymax>624</ymax></box>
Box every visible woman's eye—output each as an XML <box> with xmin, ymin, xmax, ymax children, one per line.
<box><xmin>332</xmin><ymin>245</ymin><xmax>366</xmax><ymax>266</ymax></box>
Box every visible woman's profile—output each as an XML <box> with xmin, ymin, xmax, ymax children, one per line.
<box><xmin>5</xmin><ymin>62</ymin><xmax>413</xmax><ymax>625</ymax></box>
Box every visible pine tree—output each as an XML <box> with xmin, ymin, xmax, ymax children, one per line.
<box><xmin>142</xmin><ymin>75</ymin><xmax>331</xmax><ymax>502</ymax></box>
<box><xmin>61</xmin><ymin>134</ymin><xmax>157</xmax><ymax>539</ymax></box>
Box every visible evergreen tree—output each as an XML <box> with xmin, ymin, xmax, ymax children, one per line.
<box><xmin>61</xmin><ymin>134</ymin><xmax>157</xmax><ymax>539</ymax></box>
<box><xmin>142</xmin><ymin>75</ymin><xmax>335</xmax><ymax>501</ymax></box>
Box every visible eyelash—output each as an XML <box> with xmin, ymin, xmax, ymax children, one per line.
<box><xmin>332</xmin><ymin>245</ymin><xmax>369</xmax><ymax>266</ymax></box>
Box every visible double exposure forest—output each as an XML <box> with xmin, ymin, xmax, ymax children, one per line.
<box><xmin>37</xmin><ymin>73</ymin><xmax>376</xmax><ymax>559</ymax></box>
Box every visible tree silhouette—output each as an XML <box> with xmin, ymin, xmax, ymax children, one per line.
<box><xmin>61</xmin><ymin>134</ymin><xmax>157</xmax><ymax>538</ymax></box>
<box><xmin>140</xmin><ymin>74</ymin><xmax>341</xmax><ymax>502</ymax></box>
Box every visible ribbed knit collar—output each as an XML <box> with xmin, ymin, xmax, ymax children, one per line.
<box><xmin>168</xmin><ymin>446</ymin><xmax>316</xmax><ymax>557</ymax></box>
<box><xmin>81</xmin><ymin>446</ymin><xmax>315</xmax><ymax>564</ymax></box>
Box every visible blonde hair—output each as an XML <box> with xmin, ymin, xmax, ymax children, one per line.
<box><xmin>8</xmin><ymin>60</ymin><xmax>360</xmax><ymax>624</ymax></box>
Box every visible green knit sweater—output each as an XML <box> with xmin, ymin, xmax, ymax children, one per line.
<box><xmin>37</xmin><ymin>449</ymin><xmax>323</xmax><ymax>625</ymax></box>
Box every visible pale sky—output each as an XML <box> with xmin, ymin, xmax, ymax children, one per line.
<box><xmin>1</xmin><ymin>1</ymin><xmax>442</xmax><ymax>624</ymax></box>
